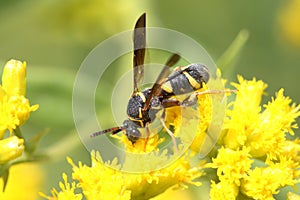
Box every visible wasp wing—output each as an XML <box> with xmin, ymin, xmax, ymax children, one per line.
<box><xmin>133</xmin><ymin>13</ymin><xmax>146</xmax><ymax>93</ymax></box>
<box><xmin>143</xmin><ymin>53</ymin><xmax>180</xmax><ymax>110</ymax></box>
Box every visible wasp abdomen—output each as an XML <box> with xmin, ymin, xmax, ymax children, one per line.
<box><xmin>161</xmin><ymin>63</ymin><xmax>210</xmax><ymax>96</ymax></box>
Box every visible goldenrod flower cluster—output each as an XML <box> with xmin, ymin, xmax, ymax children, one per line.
<box><xmin>209</xmin><ymin>76</ymin><xmax>300</xmax><ymax>200</ymax></box>
<box><xmin>0</xmin><ymin>60</ymin><xmax>38</xmax><ymax>163</ymax></box>
<box><xmin>42</xmin><ymin>75</ymin><xmax>299</xmax><ymax>200</ymax></box>
<box><xmin>41</xmin><ymin>149</ymin><xmax>204</xmax><ymax>200</ymax></box>
<box><xmin>0</xmin><ymin>59</ymin><xmax>42</xmax><ymax>199</ymax></box>
<box><xmin>41</xmin><ymin>88</ymin><xmax>211</xmax><ymax>200</ymax></box>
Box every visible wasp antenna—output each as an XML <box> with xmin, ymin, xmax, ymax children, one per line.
<box><xmin>90</xmin><ymin>127</ymin><xmax>123</xmax><ymax>138</ymax></box>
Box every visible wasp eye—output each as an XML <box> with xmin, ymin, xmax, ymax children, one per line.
<box><xmin>126</xmin><ymin>128</ymin><xmax>141</xmax><ymax>144</ymax></box>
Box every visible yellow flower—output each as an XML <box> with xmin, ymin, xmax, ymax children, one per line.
<box><xmin>43</xmin><ymin>75</ymin><xmax>300</xmax><ymax>200</ymax></box>
<box><xmin>42</xmin><ymin>150</ymin><xmax>204</xmax><ymax>200</ymax></box>
<box><xmin>207</xmin><ymin>76</ymin><xmax>300</xmax><ymax>199</ymax></box>
<box><xmin>207</xmin><ymin>147</ymin><xmax>253</xmax><ymax>186</ymax></box>
<box><xmin>222</xmin><ymin>76</ymin><xmax>267</xmax><ymax>149</ymax></box>
<box><xmin>278</xmin><ymin>0</ymin><xmax>300</xmax><ymax>47</ymax></box>
<box><xmin>114</xmin><ymin>133</ymin><xmax>164</xmax><ymax>154</ymax></box>
<box><xmin>241</xmin><ymin>157</ymin><xmax>298</xmax><ymax>200</ymax></box>
<box><xmin>247</xmin><ymin>89</ymin><xmax>300</xmax><ymax>158</ymax></box>
<box><xmin>0</xmin><ymin>163</ymin><xmax>44</xmax><ymax>200</ymax></box>
<box><xmin>160</xmin><ymin>83</ymin><xmax>214</xmax><ymax>154</ymax></box>
<box><xmin>222</xmin><ymin>76</ymin><xmax>300</xmax><ymax>159</ymax></box>
<box><xmin>2</xmin><ymin>60</ymin><xmax>26</xmax><ymax>97</ymax></box>
<box><xmin>39</xmin><ymin>173</ymin><xmax>82</xmax><ymax>200</ymax></box>
<box><xmin>282</xmin><ymin>139</ymin><xmax>300</xmax><ymax>163</ymax></box>
<box><xmin>186</xmin><ymin>85</ymin><xmax>213</xmax><ymax>153</ymax></box>
<box><xmin>210</xmin><ymin>180</ymin><xmax>239</xmax><ymax>200</ymax></box>
<box><xmin>0</xmin><ymin>59</ymin><xmax>39</xmax><ymax>138</ymax></box>
<box><xmin>0</xmin><ymin>136</ymin><xmax>24</xmax><ymax>164</ymax></box>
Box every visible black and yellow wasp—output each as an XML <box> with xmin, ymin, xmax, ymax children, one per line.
<box><xmin>90</xmin><ymin>13</ymin><xmax>210</xmax><ymax>145</ymax></box>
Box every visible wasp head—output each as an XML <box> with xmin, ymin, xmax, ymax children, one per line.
<box><xmin>123</xmin><ymin>120</ymin><xmax>141</xmax><ymax>144</ymax></box>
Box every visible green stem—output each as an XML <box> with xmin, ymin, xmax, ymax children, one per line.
<box><xmin>217</xmin><ymin>29</ymin><xmax>249</xmax><ymax>75</ymax></box>
<box><xmin>0</xmin><ymin>164</ymin><xmax>9</xmax><ymax>192</ymax></box>
<box><xmin>13</xmin><ymin>126</ymin><xmax>23</xmax><ymax>139</ymax></box>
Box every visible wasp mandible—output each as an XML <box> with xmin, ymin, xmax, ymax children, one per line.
<box><xmin>91</xmin><ymin>13</ymin><xmax>210</xmax><ymax>147</ymax></box>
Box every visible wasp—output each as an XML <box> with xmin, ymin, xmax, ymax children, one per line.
<box><xmin>91</xmin><ymin>13</ymin><xmax>211</xmax><ymax>147</ymax></box>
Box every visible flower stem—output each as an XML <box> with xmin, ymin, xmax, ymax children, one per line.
<box><xmin>13</xmin><ymin>126</ymin><xmax>23</xmax><ymax>139</ymax></box>
<box><xmin>217</xmin><ymin>29</ymin><xmax>249</xmax><ymax>76</ymax></box>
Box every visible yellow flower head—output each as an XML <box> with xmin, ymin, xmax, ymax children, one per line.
<box><xmin>222</xmin><ymin>75</ymin><xmax>267</xmax><ymax>149</ymax></box>
<box><xmin>2</xmin><ymin>60</ymin><xmax>26</xmax><ymax>97</ymax></box>
<box><xmin>210</xmin><ymin>180</ymin><xmax>239</xmax><ymax>200</ymax></box>
<box><xmin>41</xmin><ymin>150</ymin><xmax>204</xmax><ymax>200</ymax></box>
<box><xmin>207</xmin><ymin>146</ymin><xmax>253</xmax><ymax>186</ymax></box>
<box><xmin>185</xmin><ymin>84</ymin><xmax>213</xmax><ymax>153</ymax></box>
<box><xmin>40</xmin><ymin>173</ymin><xmax>82</xmax><ymax>200</ymax></box>
<box><xmin>0</xmin><ymin>59</ymin><xmax>39</xmax><ymax>138</ymax></box>
<box><xmin>222</xmin><ymin>76</ymin><xmax>300</xmax><ymax>159</ymax></box>
<box><xmin>42</xmin><ymin>75</ymin><xmax>300</xmax><ymax>200</ymax></box>
<box><xmin>282</xmin><ymin>139</ymin><xmax>300</xmax><ymax>163</ymax></box>
<box><xmin>0</xmin><ymin>95</ymin><xmax>39</xmax><ymax>133</ymax></box>
<box><xmin>247</xmin><ymin>89</ymin><xmax>300</xmax><ymax>158</ymax></box>
<box><xmin>241</xmin><ymin>156</ymin><xmax>298</xmax><ymax>200</ymax></box>
<box><xmin>0</xmin><ymin>136</ymin><xmax>24</xmax><ymax>164</ymax></box>
<box><xmin>114</xmin><ymin>133</ymin><xmax>164</xmax><ymax>154</ymax></box>
<box><xmin>205</xmin><ymin>75</ymin><xmax>300</xmax><ymax>199</ymax></box>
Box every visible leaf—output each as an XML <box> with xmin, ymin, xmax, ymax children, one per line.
<box><xmin>25</xmin><ymin>129</ymin><xmax>49</xmax><ymax>155</ymax></box>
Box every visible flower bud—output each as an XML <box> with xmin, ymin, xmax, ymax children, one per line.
<box><xmin>2</xmin><ymin>59</ymin><xmax>26</xmax><ymax>96</ymax></box>
<box><xmin>0</xmin><ymin>136</ymin><xmax>24</xmax><ymax>164</ymax></box>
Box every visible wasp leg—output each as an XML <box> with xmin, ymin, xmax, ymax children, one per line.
<box><xmin>180</xmin><ymin>89</ymin><xmax>237</xmax><ymax>106</ymax></box>
<box><xmin>160</xmin><ymin>110</ymin><xmax>178</xmax><ymax>153</ymax></box>
<box><xmin>181</xmin><ymin>93</ymin><xmax>198</xmax><ymax>107</ymax></box>
<box><xmin>161</xmin><ymin>99</ymin><xmax>181</xmax><ymax>108</ymax></box>
<box><xmin>161</xmin><ymin>90</ymin><xmax>234</xmax><ymax>108</ymax></box>
<box><xmin>161</xmin><ymin>95</ymin><xmax>198</xmax><ymax>108</ymax></box>
<box><xmin>195</xmin><ymin>89</ymin><xmax>236</xmax><ymax>97</ymax></box>
<box><xmin>161</xmin><ymin>95</ymin><xmax>197</xmax><ymax>108</ymax></box>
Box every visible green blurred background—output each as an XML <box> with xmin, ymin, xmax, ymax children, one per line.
<box><xmin>0</xmin><ymin>0</ymin><xmax>299</xmax><ymax>199</ymax></box>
